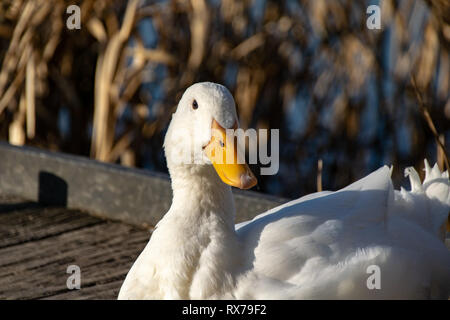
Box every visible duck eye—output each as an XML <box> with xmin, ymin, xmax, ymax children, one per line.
<box><xmin>219</xmin><ymin>140</ymin><xmax>225</xmax><ymax>148</ymax></box>
<box><xmin>192</xmin><ymin>99</ymin><xmax>198</xmax><ymax>110</ymax></box>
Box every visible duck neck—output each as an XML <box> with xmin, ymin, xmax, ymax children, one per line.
<box><xmin>151</xmin><ymin>163</ymin><xmax>240</xmax><ymax>298</ymax></box>
<box><xmin>168</xmin><ymin>163</ymin><xmax>236</xmax><ymax>228</ymax></box>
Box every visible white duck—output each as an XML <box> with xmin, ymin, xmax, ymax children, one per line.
<box><xmin>118</xmin><ymin>82</ymin><xmax>450</xmax><ymax>299</ymax></box>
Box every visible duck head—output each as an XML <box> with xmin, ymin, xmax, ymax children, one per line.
<box><xmin>164</xmin><ymin>82</ymin><xmax>257</xmax><ymax>190</ymax></box>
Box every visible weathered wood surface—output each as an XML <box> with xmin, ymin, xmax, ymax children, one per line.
<box><xmin>0</xmin><ymin>195</ymin><xmax>148</xmax><ymax>300</ymax></box>
<box><xmin>0</xmin><ymin>142</ymin><xmax>287</xmax><ymax>228</ymax></box>
<box><xmin>0</xmin><ymin>143</ymin><xmax>288</xmax><ymax>300</ymax></box>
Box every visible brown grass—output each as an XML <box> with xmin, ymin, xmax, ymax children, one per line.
<box><xmin>0</xmin><ymin>0</ymin><xmax>449</xmax><ymax>197</ymax></box>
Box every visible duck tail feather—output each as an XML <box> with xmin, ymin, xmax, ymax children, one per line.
<box><xmin>421</xmin><ymin>160</ymin><xmax>450</xmax><ymax>239</ymax></box>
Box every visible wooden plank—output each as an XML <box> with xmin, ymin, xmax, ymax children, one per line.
<box><xmin>0</xmin><ymin>189</ymin><xmax>287</xmax><ymax>299</ymax></box>
<box><xmin>0</xmin><ymin>203</ymin><xmax>102</xmax><ymax>248</ymax></box>
<box><xmin>41</xmin><ymin>279</ymin><xmax>126</xmax><ymax>300</ymax></box>
<box><xmin>0</xmin><ymin>142</ymin><xmax>171</xmax><ymax>228</ymax></box>
<box><xmin>0</xmin><ymin>220</ymin><xmax>149</xmax><ymax>300</ymax></box>
<box><xmin>0</xmin><ymin>142</ymin><xmax>288</xmax><ymax>228</ymax></box>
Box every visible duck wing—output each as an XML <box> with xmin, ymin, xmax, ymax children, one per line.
<box><xmin>233</xmin><ymin>163</ymin><xmax>450</xmax><ymax>299</ymax></box>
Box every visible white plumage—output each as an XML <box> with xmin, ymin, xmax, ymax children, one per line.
<box><xmin>118</xmin><ymin>82</ymin><xmax>450</xmax><ymax>299</ymax></box>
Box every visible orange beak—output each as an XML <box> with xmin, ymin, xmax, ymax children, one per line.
<box><xmin>203</xmin><ymin>119</ymin><xmax>257</xmax><ymax>189</ymax></box>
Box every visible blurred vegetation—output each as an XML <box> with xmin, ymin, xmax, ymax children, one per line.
<box><xmin>0</xmin><ymin>0</ymin><xmax>449</xmax><ymax>199</ymax></box>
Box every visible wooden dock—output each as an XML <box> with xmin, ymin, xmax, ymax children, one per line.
<box><xmin>0</xmin><ymin>143</ymin><xmax>286</xmax><ymax>299</ymax></box>
<box><xmin>0</xmin><ymin>194</ymin><xmax>149</xmax><ymax>299</ymax></box>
